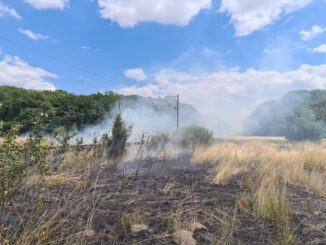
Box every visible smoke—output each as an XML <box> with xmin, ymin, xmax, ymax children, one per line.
<box><xmin>75</xmin><ymin>96</ymin><xmax>200</xmax><ymax>143</ymax></box>
<box><xmin>117</xmin><ymin>63</ymin><xmax>326</xmax><ymax>136</ymax></box>
<box><xmin>243</xmin><ymin>90</ymin><xmax>326</xmax><ymax>140</ymax></box>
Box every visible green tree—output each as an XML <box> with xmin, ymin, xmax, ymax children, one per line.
<box><xmin>107</xmin><ymin>113</ymin><xmax>132</xmax><ymax>159</ymax></box>
<box><xmin>286</xmin><ymin>106</ymin><xmax>326</xmax><ymax>141</ymax></box>
<box><xmin>0</xmin><ymin>86</ymin><xmax>119</xmax><ymax>134</ymax></box>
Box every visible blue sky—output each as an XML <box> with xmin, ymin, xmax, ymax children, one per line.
<box><xmin>0</xmin><ymin>0</ymin><xmax>326</xmax><ymax>131</ymax></box>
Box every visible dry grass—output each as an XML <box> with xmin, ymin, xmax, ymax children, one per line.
<box><xmin>1</xmin><ymin>139</ymin><xmax>326</xmax><ymax>244</ymax></box>
<box><xmin>192</xmin><ymin>141</ymin><xmax>326</xmax><ymax>197</ymax></box>
<box><xmin>27</xmin><ymin>173</ymin><xmax>83</xmax><ymax>187</ymax></box>
<box><xmin>191</xmin><ymin>139</ymin><xmax>326</xmax><ymax>244</ymax></box>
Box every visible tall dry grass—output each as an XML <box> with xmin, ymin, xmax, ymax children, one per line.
<box><xmin>192</xmin><ymin>141</ymin><xmax>326</xmax><ymax>197</ymax></box>
<box><xmin>192</xmin><ymin>139</ymin><xmax>326</xmax><ymax>243</ymax></box>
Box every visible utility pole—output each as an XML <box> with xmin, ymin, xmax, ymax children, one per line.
<box><xmin>176</xmin><ymin>94</ymin><xmax>179</xmax><ymax>129</ymax></box>
<box><xmin>118</xmin><ymin>95</ymin><xmax>121</xmax><ymax>112</ymax></box>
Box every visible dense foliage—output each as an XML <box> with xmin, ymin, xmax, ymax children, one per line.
<box><xmin>0</xmin><ymin>120</ymin><xmax>49</xmax><ymax>204</ymax></box>
<box><xmin>0</xmin><ymin>86</ymin><xmax>119</xmax><ymax>134</ymax></box>
<box><xmin>244</xmin><ymin>90</ymin><xmax>326</xmax><ymax>140</ymax></box>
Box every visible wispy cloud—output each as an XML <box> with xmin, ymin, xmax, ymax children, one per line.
<box><xmin>18</xmin><ymin>28</ymin><xmax>48</xmax><ymax>41</ymax></box>
<box><xmin>124</xmin><ymin>68</ymin><xmax>147</xmax><ymax>81</ymax></box>
<box><xmin>24</xmin><ymin>0</ymin><xmax>69</xmax><ymax>10</ymax></box>
<box><xmin>0</xmin><ymin>2</ymin><xmax>21</xmax><ymax>19</ymax></box>
<box><xmin>312</xmin><ymin>44</ymin><xmax>326</xmax><ymax>53</ymax></box>
<box><xmin>300</xmin><ymin>25</ymin><xmax>326</xmax><ymax>41</ymax></box>
<box><xmin>81</xmin><ymin>45</ymin><xmax>91</xmax><ymax>50</ymax></box>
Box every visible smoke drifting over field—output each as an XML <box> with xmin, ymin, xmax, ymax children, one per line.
<box><xmin>76</xmin><ymin>96</ymin><xmax>203</xmax><ymax>142</ymax></box>
<box><xmin>118</xmin><ymin>65</ymin><xmax>326</xmax><ymax>135</ymax></box>
<box><xmin>244</xmin><ymin>90</ymin><xmax>326</xmax><ymax>140</ymax></box>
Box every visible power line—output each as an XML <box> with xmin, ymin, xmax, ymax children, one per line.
<box><xmin>159</xmin><ymin>96</ymin><xmax>177</xmax><ymax>109</ymax></box>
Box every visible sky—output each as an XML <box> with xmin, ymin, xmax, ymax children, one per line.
<box><xmin>0</xmin><ymin>0</ymin><xmax>326</xmax><ymax>133</ymax></box>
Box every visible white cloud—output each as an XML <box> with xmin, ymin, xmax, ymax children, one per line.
<box><xmin>18</xmin><ymin>29</ymin><xmax>48</xmax><ymax>41</ymax></box>
<box><xmin>300</xmin><ymin>25</ymin><xmax>326</xmax><ymax>41</ymax></box>
<box><xmin>24</xmin><ymin>0</ymin><xmax>68</xmax><ymax>10</ymax></box>
<box><xmin>118</xmin><ymin>65</ymin><xmax>326</xmax><ymax>133</ymax></box>
<box><xmin>0</xmin><ymin>54</ymin><xmax>57</xmax><ymax>90</ymax></box>
<box><xmin>124</xmin><ymin>68</ymin><xmax>147</xmax><ymax>81</ymax></box>
<box><xmin>81</xmin><ymin>45</ymin><xmax>91</xmax><ymax>50</ymax></box>
<box><xmin>219</xmin><ymin>0</ymin><xmax>312</xmax><ymax>36</ymax></box>
<box><xmin>97</xmin><ymin>0</ymin><xmax>211</xmax><ymax>27</ymax></box>
<box><xmin>0</xmin><ymin>2</ymin><xmax>21</xmax><ymax>19</ymax></box>
<box><xmin>312</xmin><ymin>44</ymin><xmax>326</xmax><ymax>53</ymax></box>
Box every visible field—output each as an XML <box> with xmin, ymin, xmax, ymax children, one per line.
<box><xmin>0</xmin><ymin>137</ymin><xmax>326</xmax><ymax>244</ymax></box>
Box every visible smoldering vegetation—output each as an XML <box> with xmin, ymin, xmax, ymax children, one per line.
<box><xmin>1</xmin><ymin>111</ymin><xmax>326</xmax><ymax>244</ymax></box>
<box><xmin>1</xmin><ymin>89</ymin><xmax>326</xmax><ymax>244</ymax></box>
<box><xmin>244</xmin><ymin>90</ymin><xmax>326</xmax><ymax>141</ymax></box>
<box><xmin>75</xmin><ymin>95</ymin><xmax>200</xmax><ymax>143</ymax></box>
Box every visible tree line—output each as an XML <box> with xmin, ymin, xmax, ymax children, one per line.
<box><xmin>0</xmin><ymin>86</ymin><xmax>119</xmax><ymax>134</ymax></box>
<box><xmin>244</xmin><ymin>89</ymin><xmax>326</xmax><ymax>141</ymax></box>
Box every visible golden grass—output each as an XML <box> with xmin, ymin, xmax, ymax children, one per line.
<box><xmin>192</xmin><ymin>139</ymin><xmax>325</xmax><ymax>242</ymax></box>
<box><xmin>192</xmin><ymin>141</ymin><xmax>326</xmax><ymax>197</ymax></box>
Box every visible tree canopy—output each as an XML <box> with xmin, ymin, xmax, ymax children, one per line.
<box><xmin>0</xmin><ymin>86</ymin><xmax>119</xmax><ymax>134</ymax></box>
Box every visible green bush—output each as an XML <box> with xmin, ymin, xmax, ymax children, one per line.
<box><xmin>0</xmin><ymin>116</ymin><xmax>49</xmax><ymax>204</ymax></box>
<box><xmin>53</xmin><ymin>124</ymin><xmax>78</xmax><ymax>152</ymax></box>
<box><xmin>173</xmin><ymin>125</ymin><xmax>214</xmax><ymax>147</ymax></box>
<box><xmin>107</xmin><ymin>113</ymin><xmax>132</xmax><ymax>159</ymax></box>
<box><xmin>0</xmin><ymin>124</ymin><xmax>24</xmax><ymax>203</ymax></box>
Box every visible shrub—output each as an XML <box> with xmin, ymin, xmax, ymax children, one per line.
<box><xmin>24</xmin><ymin>115</ymin><xmax>50</xmax><ymax>177</ymax></box>
<box><xmin>75</xmin><ymin>137</ymin><xmax>84</xmax><ymax>154</ymax></box>
<box><xmin>146</xmin><ymin>132</ymin><xmax>170</xmax><ymax>152</ymax></box>
<box><xmin>53</xmin><ymin>124</ymin><xmax>78</xmax><ymax>152</ymax></box>
<box><xmin>0</xmin><ymin>115</ymin><xmax>49</xmax><ymax>204</ymax></box>
<box><xmin>107</xmin><ymin>113</ymin><xmax>132</xmax><ymax>159</ymax></box>
<box><xmin>173</xmin><ymin>125</ymin><xmax>213</xmax><ymax>147</ymax></box>
<box><xmin>0</xmin><ymin>123</ymin><xmax>24</xmax><ymax>203</ymax></box>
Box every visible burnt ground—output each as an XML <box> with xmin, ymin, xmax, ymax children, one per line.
<box><xmin>1</xmin><ymin>155</ymin><xmax>326</xmax><ymax>244</ymax></box>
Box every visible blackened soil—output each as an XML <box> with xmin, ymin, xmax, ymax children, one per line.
<box><xmin>1</xmin><ymin>157</ymin><xmax>326</xmax><ymax>244</ymax></box>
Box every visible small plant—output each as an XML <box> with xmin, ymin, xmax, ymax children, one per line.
<box><xmin>75</xmin><ymin>137</ymin><xmax>84</xmax><ymax>154</ymax></box>
<box><xmin>146</xmin><ymin>132</ymin><xmax>170</xmax><ymax>153</ymax></box>
<box><xmin>96</xmin><ymin>133</ymin><xmax>109</xmax><ymax>159</ymax></box>
<box><xmin>122</xmin><ymin>212</ymin><xmax>144</xmax><ymax>230</ymax></box>
<box><xmin>53</xmin><ymin>124</ymin><xmax>78</xmax><ymax>153</ymax></box>
<box><xmin>160</xmin><ymin>213</ymin><xmax>183</xmax><ymax>233</ymax></box>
